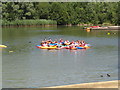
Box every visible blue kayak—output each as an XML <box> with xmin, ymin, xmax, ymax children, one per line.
<box><xmin>76</xmin><ymin>47</ymin><xmax>85</xmax><ymax>49</ymax></box>
<box><xmin>49</xmin><ymin>43</ymin><xmax>57</xmax><ymax>46</ymax></box>
<box><xmin>36</xmin><ymin>45</ymin><xmax>41</xmax><ymax>47</ymax></box>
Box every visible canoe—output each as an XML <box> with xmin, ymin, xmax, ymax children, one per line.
<box><xmin>0</xmin><ymin>45</ymin><xmax>7</xmax><ymax>48</ymax></box>
<box><xmin>85</xmin><ymin>26</ymin><xmax>120</xmax><ymax>30</ymax></box>
<box><xmin>108</xmin><ymin>26</ymin><xmax>120</xmax><ymax>29</ymax></box>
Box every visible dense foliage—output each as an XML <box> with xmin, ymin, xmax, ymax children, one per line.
<box><xmin>2</xmin><ymin>2</ymin><xmax>120</xmax><ymax>25</ymax></box>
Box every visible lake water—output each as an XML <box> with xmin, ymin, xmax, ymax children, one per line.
<box><xmin>2</xmin><ymin>26</ymin><xmax>118</xmax><ymax>88</ymax></box>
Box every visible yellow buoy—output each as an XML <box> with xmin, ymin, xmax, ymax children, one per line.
<box><xmin>0</xmin><ymin>45</ymin><xmax>7</xmax><ymax>48</ymax></box>
<box><xmin>107</xmin><ymin>33</ymin><xmax>110</xmax><ymax>35</ymax></box>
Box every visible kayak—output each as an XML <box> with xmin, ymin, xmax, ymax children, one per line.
<box><xmin>76</xmin><ymin>47</ymin><xmax>85</xmax><ymax>49</ymax></box>
<box><xmin>36</xmin><ymin>45</ymin><xmax>57</xmax><ymax>49</ymax></box>
<box><xmin>36</xmin><ymin>45</ymin><xmax>41</xmax><ymax>48</ymax></box>
<box><xmin>49</xmin><ymin>43</ymin><xmax>57</xmax><ymax>46</ymax></box>
<box><xmin>0</xmin><ymin>45</ymin><xmax>7</xmax><ymax>48</ymax></box>
<box><xmin>70</xmin><ymin>48</ymin><xmax>77</xmax><ymax>50</ymax></box>
<box><xmin>84</xmin><ymin>46</ymin><xmax>90</xmax><ymax>49</ymax></box>
<box><xmin>40</xmin><ymin>46</ymin><xmax>57</xmax><ymax>49</ymax></box>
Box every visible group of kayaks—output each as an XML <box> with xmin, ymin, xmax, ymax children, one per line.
<box><xmin>36</xmin><ymin>44</ymin><xmax>90</xmax><ymax>50</ymax></box>
<box><xmin>36</xmin><ymin>39</ymin><xmax>91</xmax><ymax>50</ymax></box>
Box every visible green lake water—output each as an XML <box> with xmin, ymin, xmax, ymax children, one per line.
<box><xmin>2</xmin><ymin>26</ymin><xmax>118</xmax><ymax>88</ymax></box>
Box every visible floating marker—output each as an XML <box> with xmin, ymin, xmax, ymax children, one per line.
<box><xmin>107</xmin><ymin>33</ymin><xmax>110</xmax><ymax>35</ymax></box>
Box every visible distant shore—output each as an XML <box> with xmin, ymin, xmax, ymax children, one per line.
<box><xmin>2</xmin><ymin>19</ymin><xmax>116</xmax><ymax>28</ymax></box>
<box><xmin>2</xmin><ymin>24</ymin><xmax>57</xmax><ymax>28</ymax></box>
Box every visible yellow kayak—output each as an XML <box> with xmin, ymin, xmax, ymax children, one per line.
<box><xmin>0</xmin><ymin>45</ymin><xmax>7</xmax><ymax>48</ymax></box>
<box><xmin>40</xmin><ymin>46</ymin><xmax>57</xmax><ymax>49</ymax></box>
<box><xmin>84</xmin><ymin>46</ymin><xmax>90</xmax><ymax>49</ymax></box>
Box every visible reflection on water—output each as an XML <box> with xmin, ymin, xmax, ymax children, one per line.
<box><xmin>2</xmin><ymin>26</ymin><xmax>118</xmax><ymax>88</ymax></box>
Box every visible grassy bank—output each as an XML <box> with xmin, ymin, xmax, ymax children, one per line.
<box><xmin>2</xmin><ymin>19</ymin><xmax>57</xmax><ymax>27</ymax></box>
<box><xmin>2</xmin><ymin>19</ymin><xmax>115</xmax><ymax>28</ymax></box>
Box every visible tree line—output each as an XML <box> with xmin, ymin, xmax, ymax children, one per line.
<box><xmin>2</xmin><ymin>2</ymin><xmax>120</xmax><ymax>25</ymax></box>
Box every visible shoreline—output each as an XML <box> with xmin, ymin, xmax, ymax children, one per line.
<box><xmin>2</xmin><ymin>24</ymin><xmax>58</xmax><ymax>28</ymax></box>
<box><xmin>2</xmin><ymin>80</ymin><xmax>118</xmax><ymax>90</ymax></box>
<box><xmin>2</xmin><ymin>24</ymin><xmax>116</xmax><ymax>28</ymax></box>
<box><xmin>45</xmin><ymin>80</ymin><xmax>119</xmax><ymax>88</ymax></box>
